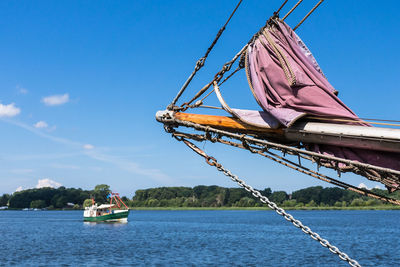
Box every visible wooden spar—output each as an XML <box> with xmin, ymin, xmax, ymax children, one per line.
<box><xmin>174</xmin><ymin>112</ymin><xmax>284</xmax><ymax>136</ymax></box>
<box><xmin>157</xmin><ymin>111</ymin><xmax>400</xmax><ymax>153</ymax></box>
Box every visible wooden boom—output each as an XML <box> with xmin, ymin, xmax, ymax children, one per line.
<box><xmin>156</xmin><ymin>111</ymin><xmax>400</xmax><ymax>153</ymax></box>
<box><xmin>174</xmin><ymin>112</ymin><xmax>284</xmax><ymax>136</ymax></box>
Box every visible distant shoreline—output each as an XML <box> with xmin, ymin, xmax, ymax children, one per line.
<box><xmin>3</xmin><ymin>206</ymin><xmax>400</xmax><ymax>211</ymax></box>
<box><xmin>130</xmin><ymin>206</ymin><xmax>400</xmax><ymax>211</ymax></box>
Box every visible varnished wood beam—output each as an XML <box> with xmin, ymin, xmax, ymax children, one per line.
<box><xmin>174</xmin><ymin>112</ymin><xmax>283</xmax><ymax>135</ymax></box>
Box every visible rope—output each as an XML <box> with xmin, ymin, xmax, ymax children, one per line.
<box><xmin>308</xmin><ymin>116</ymin><xmax>400</xmax><ymax>127</ymax></box>
<box><xmin>157</xmin><ymin>112</ymin><xmax>400</xmax><ymax>191</ymax></box>
<box><xmin>198</xmin><ymin>105</ymin><xmax>223</xmax><ymax>110</ymax></box>
<box><xmin>180</xmin><ymin>44</ymin><xmax>249</xmax><ymax>111</ymax></box>
<box><xmin>177</xmin><ymin>137</ymin><xmax>362</xmax><ymax>267</ymax></box>
<box><xmin>293</xmin><ymin>0</ymin><xmax>325</xmax><ymax>31</ymax></box>
<box><xmin>169</xmin><ymin>0</ymin><xmax>244</xmax><ymax>108</ymax></box>
<box><xmin>262</xmin><ymin>28</ymin><xmax>297</xmax><ymax>86</ymax></box>
<box><xmin>360</xmin><ymin>117</ymin><xmax>400</xmax><ymax>123</ymax></box>
<box><xmin>282</xmin><ymin>0</ymin><xmax>303</xmax><ymax>20</ymax></box>
<box><xmin>275</xmin><ymin>0</ymin><xmax>289</xmax><ymax>16</ymax></box>
<box><xmin>171</xmin><ymin>130</ymin><xmax>400</xmax><ymax>205</ymax></box>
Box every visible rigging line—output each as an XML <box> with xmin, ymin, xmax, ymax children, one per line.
<box><xmin>169</xmin><ymin>0</ymin><xmax>244</xmax><ymax>108</ymax></box>
<box><xmin>197</xmin><ymin>65</ymin><xmax>243</xmax><ymax>107</ymax></box>
<box><xmin>175</xmin><ymin>0</ymin><xmax>296</xmax><ymax>111</ymax></box>
<box><xmin>176</xmin><ymin>137</ymin><xmax>362</xmax><ymax>267</ymax></box>
<box><xmin>282</xmin><ymin>0</ymin><xmax>304</xmax><ymax>20</ymax></box>
<box><xmin>172</xmin><ymin>127</ymin><xmax>400</xmax><ymax>204</ymax></box>
<box><xmin>308</xmin><ymin>116</ymin><xmax>400</xmax><ymax>127</ymax></box>
<box><xmin>275</xmin><ymin>0</ymin><xmax>289</xmax><ymax>15</ymax></box>
<box><xmin>163</xmin><ymin>116</ymin><xmax>400</xmax><ymax>176</ymax></box>
<box><xmin>198</xmin><ymin>105</ymin><xmax>224</xmax><ymax>110</ymax></box>
<box><xmin>181</xmin><ymin>44</ymin><xmax>249</xmax><ymax>110</ymax></box>
<box><xmin>162</xmin><ymin>116</ymin><xmax>400</xmax><ymax>190</ymax></box>
<box><xmin>359</xmin><ymin>117</ymin><xmax>400</xmax><ymax>123</ymax></box>
<box><xmin>214</xmin><ymin>137</ymin><xmax>400</xmax><ymax>205</ymax></box>
<box><xmin>218</xmin><ymin>65</ymin><xmax>243</xmax><ymax>86</ymax></box>
<box><xmin>171</xmin><ymin>126</ymin><xmax>400</xmax><ymax>192</ymax></box>
<box><xmin>293</xmin><ymin>0</ymin><xmax>325</xmax><ymax>31</ymax></box>
<box><xmin>199</xmin><ymin>87</ymin><xmax>216</xmax><ymax>104</ymax></box>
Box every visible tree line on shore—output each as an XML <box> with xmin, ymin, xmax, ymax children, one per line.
<box><xmin>1</xmin><ymin>184</ymin><xmax>400</xmax><ymax>209</ymax></box>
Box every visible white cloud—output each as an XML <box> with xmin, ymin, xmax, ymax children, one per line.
<box><xmin>0</xmin><ymin>103</ymin><xmax>20</xmax><ymax>117</ymax></box>
<box><xmin>36</xmin><ymin>178</ymin><xmax>62</xmax><ymax>189</ymax></box>
<box><xmin>41</xmin><ymin>93</ymin><xmax>69</xmax><ymax>106</ymax></box>
<box><xmin>358</xmin><ymin>183</ymin><xmax>381</xmax><ymax>190</ymax></box>
<box><xmin>15</xmin><ymin>186</ymin><xmax>24</xmax><ymax>192</ymax></box>
<box><xmin>83</xmin><ymin>144</ymin><xmax>94</xmax><ymax>150</ymax></box>
<box><xmin>34</xmin><ymin>121</ymin><xmax>48</xmax><ymax>128</ymax></box>
<box><xmin>1</xmin><ymin>119</ymin><xmax>171</xmax><ymax>183</ymax></box>
<box><xmin>358</xmin><ymin>183</ymin><xmax>368</xmax><ymax>189</ymax></box>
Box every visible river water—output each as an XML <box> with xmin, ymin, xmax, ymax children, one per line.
<box><xmin>0</xmin><ymin>210</ymin><xmax>398</xmax><ymax>266</ymax></box>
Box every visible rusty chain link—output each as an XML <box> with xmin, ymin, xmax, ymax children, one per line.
<box><xmin>160</xmin><ymin>114</ymin><xmax>400</xmax><ymax>191</ymax></box>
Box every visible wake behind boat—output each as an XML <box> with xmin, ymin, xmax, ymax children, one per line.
<box><xmin>83</xmin><ymin>192</ymin><xmax>129</xmax><ymax>223</ymax></box>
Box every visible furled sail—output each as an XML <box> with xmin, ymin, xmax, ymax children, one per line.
<box><xmin>244</xmin><ymin>18</ymin><xmax>400</xmax><ymax>174</ymax></box>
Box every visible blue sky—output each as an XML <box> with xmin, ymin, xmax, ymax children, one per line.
<box><xmin>1</xmin><ymin>0</ymin><xmax>399</xmax><ymax>196</ymax></box>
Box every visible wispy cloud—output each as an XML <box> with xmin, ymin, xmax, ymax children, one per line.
<box><xmin>83</xmin><ymin>144</ymin><xmax>94</xmax><ymax>150</ymax></box>
<box><xmin>34</xmin><ymin>120</ymin><xmax>48</xmax><ymax>128</ymax></box>
<box><xmin>4</xmin><ymin>152</ymin><xmax>81</xmax><ymax>161</ymax></box>
<box><xmin>51</xmin><ymin>163</ymin><xmax>80</xmax><ymax>170</ymax></box>
<box><xmin>1</xmin><ymin>119</ymin><xmax>171</xmax><ymax>183</ymax></box>
<box><xmin>42</xmin><ymin>93</ymin><xmax>69</xmax><ymax>106</ymax></box>
<box><xmin>0</xmin><ymin>103</ymin><xmax>20</xmax><ymax>117</ymax></box>
<box><xmin>84</xmin><ymin>150</ymin><xmax>173</xmax><ymax>184</ymax></box>
<box><xmin>3</xmin><ymin>119</ymin><xmax>81</xmax><ymax>147</ymax></box>
<box><xmin>16</xmin><ymin>85</ymin><xmax>28</xmax><ymax>95</ymax></box>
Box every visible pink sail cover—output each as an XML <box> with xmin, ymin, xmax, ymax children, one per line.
<box><xmin>245</xmin><ymin>19</ymin><xmax>400</xmax><ymax>174</ymax></box>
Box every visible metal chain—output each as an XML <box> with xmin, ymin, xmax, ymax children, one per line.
<box><xmin>157</xmin><ymin>113</ymin><xmax>400</xmax><ymax>191</ymax></box>
<box><xmin>179</xmin><ymin>138</ymin><xmax>361</xmax><ymax>267</ymax></box>
<box><xmin>171</xmin><ymin>130</ymin><xmax>400</xmax><ymax>205</ymax></box>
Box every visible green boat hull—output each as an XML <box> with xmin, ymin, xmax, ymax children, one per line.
<box><xmin>84</xmin><ymin>210</ymin><xmax>130</xmax><ymax>222</ymax></box>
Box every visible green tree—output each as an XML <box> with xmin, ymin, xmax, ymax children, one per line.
<box><xmin>93</xmin><ymin>184</ymin><xmax>111</xmax><ymax>203</ymax></box>
<box><xmin>350</xmin><ymin>198</ymin><xmax>365</xmax><ymax>207</ymax></box>
<box><xmin>146</xmin><ymin>198</ymin><xmax>159</xmax><ymax>207</ymax></box>
<box><xmin>83</xmin><ymin>199</ymin><xmax>93</xmax><ymax>208</ymax></box>
<box><xmin>236</xmin><ymin>197</ymin><xmax>255</xmax><ymax>207</ymax></box>
<box><xmin>283</xmin><ymin>199</ymin><xmax>297</xmax><ymax>207</ymax></box>
<box><xmin>305</xmin><ymin>200</ymin><xmax>317</xmax><ymax>207</ymax></box>
<box><xmin>30</xmin><ymin>200</ymin><xmax>46</xmax><ymax>209</ymax></box>
<box><xmin>270</xmin><ymin>191</ymin><xmax>288</xmax><ymax>204</ymax></box>
<box><xmin>0</xmin><ymin>194</ymin><xmax>10</xmax><ymax>206</ymax></box>
<box><xmin>55</xmin><ymin>196</ymin><xmax>67</xmax><ymax>208</ymax></box>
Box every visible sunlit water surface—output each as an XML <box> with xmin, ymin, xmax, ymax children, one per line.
<box><xmin>0</xmin><ymin>210</ymin><xmax>399</xmax><ymax>266</ymax></box>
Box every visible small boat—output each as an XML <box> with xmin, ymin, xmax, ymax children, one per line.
<box><xmin>83</xmin><ymin>192</ymin><xmax>129</xmax><ymax>223</ymax></box>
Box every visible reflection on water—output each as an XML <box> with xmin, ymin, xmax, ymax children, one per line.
<box><xmin>83</xmin><ymin>221</ymin><xmax>128</xmax><ymax>227</ymax></box>
<box><xmin>0</xmin><ymin>210</ymin><xmax>399</xmax><ymax>266</ymax></box>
